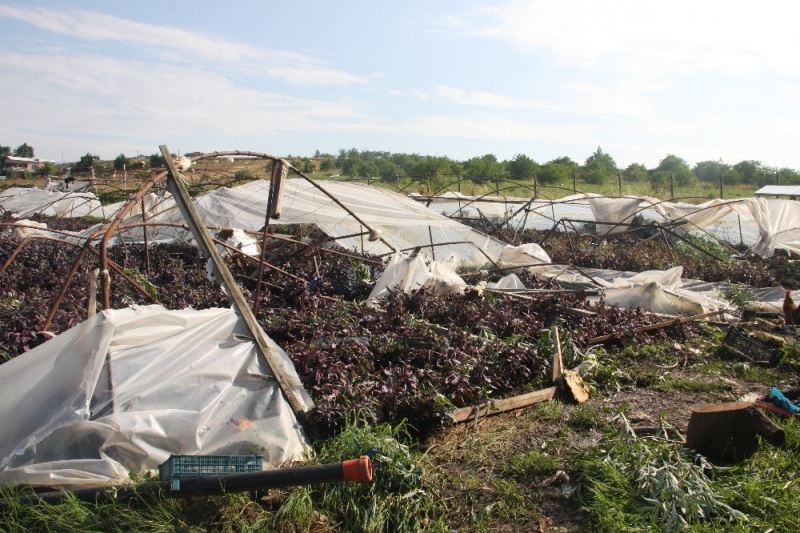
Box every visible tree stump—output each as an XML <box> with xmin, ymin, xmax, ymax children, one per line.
<box><xmin>685</xmin><ymin>401</ymin><xmax>785</xmax><ymax>463</ymax></box>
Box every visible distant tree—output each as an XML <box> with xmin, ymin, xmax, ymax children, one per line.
<box><xmin>622</xmin><ymin>163</ymin><xmax>648</xmax><ymax>182</ymax></box>
<box><xmin>149</xmin><ymin>153</ymin><xmax>166</xmax><ymax>168</ymax></box>
<box><xmin>728</xmin><ymin>160</ymin><xmax>769</xmax><ymax>185</ymax></box>
<box><xmin>538</xmin><ymin>157</ymin><xmax>579</xmax><ymax>185</ymax></box>
<box><xmin>582</xmin><ymin>146</ymin><xmax>617</xmax><ymax>185</ymax></box>
<box><xmin>313</xmin><ymin>149</ymin><xmax>321</xmax><ymax>158</ymax></box>
<box><xmin>653</xmin><ymin>154</ymin><xmax>695</xmax><ymax>187</ymax></box>
<box><xmin>302</xmin><ymin>159</ymin><xmax>315</xmax><ymax>173</ymax></box>
<box><xmin>320</xmin><ymin>158</ymin><xmax>335</xmax><ymax>172</ymax></box>
<box><xmin>74</xmin><ymin>153</ymin><xmax>100</xmax><ymax>172</ymax></box>
<box><xmin>0</xmin><ymin>145</ymin><xmax>9</xmax><ymax>158</ymax></box>
<box><xmin>36</xmin><ymin>161</ymin><xmax>56</xmax><ymax>176</ymax></box>
<box><xmin>12</xmin><ymin>143</ymin><xmax>34</xmax><ymax>158</ymax></box>
<box><xmin>113</xmin><ymin>153</ymin><xmax>129</xmax><ymax>170</ymax></box>
<box><xmin>693</xmin><ymin>160</ymin><xmax>730</xmax><ymax>183</ymax></box>
<box><xmin>507</xmin><ymin>154</ymin><xmax>538</xmax><ymax>180</ymax></box>
<box><xmin>463</xmin><ymin>154</ymin><xmax>502</xmax><ymax>182</ymax></box>
<box><xmin>777</xmin><ymin>167</ymin><xmax>800</xmax><ymax>185</ymax></box>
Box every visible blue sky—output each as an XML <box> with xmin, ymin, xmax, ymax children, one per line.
<box><xmin>1</xmin><ymin>1</ymin><xmax>799</xmax><ymax>168</ymax></box>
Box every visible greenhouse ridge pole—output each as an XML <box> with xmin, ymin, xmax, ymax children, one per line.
<box><xmin>159</xmin><ymin>145</ymin><xmax>309</xmax><ymax>416</ymax></box>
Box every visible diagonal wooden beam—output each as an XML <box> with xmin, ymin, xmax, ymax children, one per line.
<box><xmin>159</xmin><ymin>145</ymin><xmax>309</xmax><ymax>416</ymax></box>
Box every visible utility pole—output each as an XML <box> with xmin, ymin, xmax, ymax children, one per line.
<box><xmin>719</xmin><ymin>171</ymin><xmax>724</xmax><ymax>199</ymax></box>
<box><xmin>572</xmin><ymin>171</ymin><xmax>577</xmax><ymax>194</ymax></box>
<box><xmin>617</xmin><ymin>171</ymin><xmax>623</xmax><ymax>197</ymax></box>
<box><xmin>533</xmin><ymin>174</ymin><xmax>538</xmax><ymax>199</ymax></box>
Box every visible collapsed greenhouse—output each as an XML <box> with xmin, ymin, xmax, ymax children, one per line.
<box><xmin>1</xmin><ymin>148</ymin><xmax>800</xmax><ymax>529</ymax></box>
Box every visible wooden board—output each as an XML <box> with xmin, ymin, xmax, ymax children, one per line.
<box><xmin>450</xmin><ymin>386</ymin><xmax>557</xmax><ymax>423</ymax></box>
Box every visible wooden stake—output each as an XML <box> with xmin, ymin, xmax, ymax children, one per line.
<box><xmin>88</xmin><ymin>268</ymin><xmax>99</xmax><ymax>318</ymax></box>
<box><xmin>551</xmin><ymin>326</ymin><xmax>563</xmax><ymax>383</ymax></box>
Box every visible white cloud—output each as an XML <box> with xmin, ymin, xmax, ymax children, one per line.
<box><xmin>469</xmin><ymin>0</ymin><xmax>800</xmax><ymax>78</ymax></box>
<box><xmin>0</xmin><ymin>4</ymin><xmax>366</xmax><ymax>86</ymax></box>
<box><xmin>395</xmin><ymin>115</ymin><xmax>593</xmax><ymax>144</ymax></box>
<box><xmin>0</xmin><ymin>50</ymin><xmax>367</xmax><ymax>159</ymax></box>
<box><xmin>432</xmin><ymin>85</ymin><xmax>566</xmax><ymax>111</ymax></box>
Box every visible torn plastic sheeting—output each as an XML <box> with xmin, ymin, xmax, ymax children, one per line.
<box><xmin>486</xmin><ymin>273</ymin><xmax>526</xmax><ymax>290</ymax></box>
<box><xmin>117</xmin><ymin>179</ymin><xmax>506</xmax><ymax>267</ymax></box>
<box><xmin>0</xmin><ymin>187</ymin><xmax>103</xmax><ymax>219</ymax></box>
<box><xmin>368</xmin><ymin>253</ymin><xmax>467</xmax><ymax>301</ymax></box>
<box><xmin>525</xmin><ymin>264</ymin><xmax>732</xmax><ymax>316</ymax></box>
<box><xmin>497</xmin><ymin>243</ymin><xmax>551</xmax><ymax>269</ymax></box>
<box><xmin>0</xmin><ymin>305</ymin><xmax>311</xmax><ymax>489</ymax></box>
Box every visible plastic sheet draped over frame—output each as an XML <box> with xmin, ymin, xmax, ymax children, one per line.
<box><xmin>117</xmin><ymin>179</ymin><xmax>506</xmax><ymax>267</ymax></box>
<box><xmin>0</xmin><ymin>187</ymin><xmax>103</xmax><ymax>218</ymax></box>
<box><xmin>0</xmin><ymin>305</ymin><xmax>310</xmax><ymax>489</ymax></box>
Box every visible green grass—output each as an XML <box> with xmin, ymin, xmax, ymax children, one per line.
<box><xmin>579</xmin><ymin>416</ymin><xmax>800</xmax><ymax>532</ymax></box>
<box><xmin>501</xmin><ymin>450</ymin><xmax>560</xmax><ymax>479</ymax></box>
<box><xmin>0</xmin><ymin>414</ymin><xmax>447</xmax><ymax>533</ymax></box>
<box><xmin>652</xmin><ymin>378</ymin><xmax>730</xmax><ymax>394</ymax></box>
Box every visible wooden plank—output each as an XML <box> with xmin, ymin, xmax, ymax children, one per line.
<box><xmin>159</xmin><ymin>145</ymin><xmax>309</xmax><ymax>416</ymax></box>
<box><xmin>450</xmin><ymin>386</ymin><xmax>557</xmax><ymax>423</ymax></box>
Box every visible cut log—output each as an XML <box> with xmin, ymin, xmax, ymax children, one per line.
<box><xmin>686</xmin><ymin>401</ymin><xmax>785</xmax><ymax>462</ymax></box>
<box><xmin>560</xmin><ymin>369</ymin><xmax>590</xmax><ymax>404</ymax></box>
<box><xmin>450</xmin><ymin>386</ymin><xmax>557</xmax><ymax>423</ymax></box>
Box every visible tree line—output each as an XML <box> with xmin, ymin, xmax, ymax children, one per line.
<box><xmin>5</xmin><ymin>141</ymin><xmax>800</xmax><ymax>189</ymax></box>
<box><xmin>322</xmin><ymin>148</ymin><xmax>800</xmax><ymax>188</ymax></box>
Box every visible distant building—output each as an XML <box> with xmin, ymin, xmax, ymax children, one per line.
<box><xmin>2</xmin><ymin>155</ymin><xmax>56</xmax><ymax>173</ymax></box>
<box><xmin>754</xmin><ymin>185</ymin><xmax>800</xmax><ymax>200</ymax></box>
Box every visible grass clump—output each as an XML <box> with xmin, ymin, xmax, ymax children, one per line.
<box><xmin>579</xmin><ymin>415</ymin><xmax>746</xmax><ymax>532</ymax></box>
<box><xmin>501</xmin><ymin>450</ymin><xmax>559</xmax><ymax>479</ymax></box>
<box><xmin>579</xmin><ymin>414</ymin><xmax>800</xmax><ymax>532</ymax></box>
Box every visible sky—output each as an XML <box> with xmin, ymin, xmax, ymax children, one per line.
<box><xmin>1</xmin><ymin>0</ymin><xmax>799</xmax><ymax>168</ymax></box>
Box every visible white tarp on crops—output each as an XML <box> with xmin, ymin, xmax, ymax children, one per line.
<box><xmin>118</xmin><ymin>179</ymin><xmax>507</xmax><ymax>267</ymax></box>
<box><xmin>525</xmin><ymin>264</ymin><xmax>733</xmax><ymax>316</ymax></box>
<box><xmin>0</xmin><ymin>187</ymin><xmax>103</xmax><ymax>218</ymax></box>
<box><xmin>0</xmin><ymin>305</ymin><xmax>311</xmax><ymax>489</ymax></box>
<box><xmin>368</xmin><ymin>252</ymin><xmax>467</xmax><ymax>301</ymax></box>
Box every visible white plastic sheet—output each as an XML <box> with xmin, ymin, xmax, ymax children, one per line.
<box><xmin>0</xmin><ymin>187</ymin><xmax>103</xmax><ymax>218</ymax></box>
<box><xmin>0</xmin><ymin>305</ymin><xmax>310</xmax><ymax>489</ymax></box>
<box><xmin>119</xmin><ymin>179</ymin><xmax>506</xmax><ymax>267</ymax></box>
<box><xmin>368</xmin><ymin>253</ymin><xmax>467</xmax><ymax>301</ymax></box>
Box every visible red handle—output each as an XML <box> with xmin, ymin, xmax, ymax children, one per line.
<box><xmin>342</xmin><ymin>455</ymin><xmax>373</xmax><ymax>483</ymax></box>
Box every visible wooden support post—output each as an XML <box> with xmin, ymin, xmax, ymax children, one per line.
<box><xmin>141</xmin><ymin>197</ymin><xmax>150</xmax><ymax>275</ymax></box>
<box><xmin>617</xmin><ymin>171</ymin><xmax>623</xmax><ymax>197</ymax></box>
<box><xmin>159</xmin><ymin>145</ymin><xmax>309</xmax><ymax>416</ymax></box>
<box><xmin>719</xmin><ymin>172</ymin><xmax>724</xmax><ymax>199</ymax></box>
<box><xmin>88</xmin><ymin>268</ymin><xmax>98</xmax><ymax>318</ymax></box>
<box><xmin>551</xmin><ymin>326</ymin><xmax>563</xmax><ymax>383</ymax></box>
<box><xmin>254</xmin><ymin>160</ymin><xmax>285</xmax><ymax>313</ymax></box>
<box><xmin>533</xmin><ymin>173</ymin><xmax>538</xmax><ymax>199</ymax></box>
<box><xmin>572</xmin><ymin>171</ymin><xmax>577</xmax><ymax>193</ymax></box>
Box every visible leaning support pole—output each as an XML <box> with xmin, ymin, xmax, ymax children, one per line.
<box><xmin>159</xmin><ymin>145</ymin><xmax>309</xmax><ymax>416</ymax></box>
<box><xmin>254</xmin><ymin>160</ymin><xmax>285</xmax><ymax>313</ymax></box>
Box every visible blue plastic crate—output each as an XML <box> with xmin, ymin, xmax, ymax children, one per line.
<box><xmin>159</xmin><ymin>454</ymin><xmax>262</xmax><ymax>490</ymax></box>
